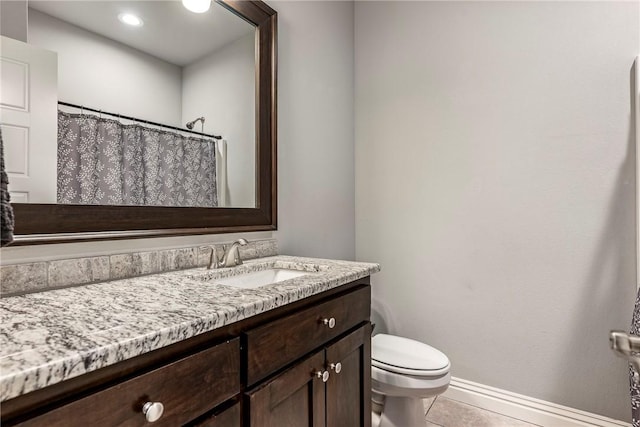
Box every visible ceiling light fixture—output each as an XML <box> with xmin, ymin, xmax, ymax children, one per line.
<box><xmin>182</xmin><ymin>0</ymin><xmax>211</xmax><ymax>14</ymax></box>
<box><xmin>118</xmin><ymin>13</ymin><xmax>143</xmax><ymax>27</ymax></box>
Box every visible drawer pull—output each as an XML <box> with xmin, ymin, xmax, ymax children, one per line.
<box><xmin>329</xmin><ymin>362</ymin><xmax>342</xmax><ymax>374</ymax></box>
<box><xmin>315</xmin><ymin>370</ymin><xmax>330</xmax><ymax>382</ymax></box>
<box><xmin>321</xmin><ymin>317</ymin><xmax>336</xmax><ymax>329</ymax></box>
<box><xmin>142</xmin><ymin>401</ymin><xmax>164</xmax><ymax>423</ymax></box>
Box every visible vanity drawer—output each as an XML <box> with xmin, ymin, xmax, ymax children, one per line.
<box><xmin>245</xmin><ymin>286</ymin><xmax>370</xmax><ymax>385</ymax></box>
<box><xmin>18</xmin><ymin>338</ymin><xmax>240</xmax><ymax>427</ymax></box>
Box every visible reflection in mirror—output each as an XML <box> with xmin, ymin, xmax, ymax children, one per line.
<box><xmin>1</xmin><ymin>0</ymin><xmax>256</xmax><ymax>208</ymax></box>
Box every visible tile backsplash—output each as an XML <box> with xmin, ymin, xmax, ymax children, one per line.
<box><xmin>0</xmin><ymin>239</ymin><xmax>277</xmax><ymax>297</ymax></box>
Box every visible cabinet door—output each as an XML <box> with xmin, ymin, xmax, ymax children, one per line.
<box><xmin>326</xmin><ymin>324</ymin><xmax>372</xmax><ymax>427</ymax></box>
<box><xmin>245</xmin><ymin>350</ymin><xmax>326</xmax><ymax>427</ymax></box>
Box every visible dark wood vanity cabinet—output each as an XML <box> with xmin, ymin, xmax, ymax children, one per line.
<box><xmin>246</xmin><ymin>324</ymin><xmax>371</xmax><ymax>427</ymax></box>
<box><xmin>243</xmin><ymin>284</ymin><xmax>371</xmax><ymax>427</ymax></box>
<box><xmin>2</xmin><ymin>280</ymin><xmax>371</xmax><ymax>427</ymax></box>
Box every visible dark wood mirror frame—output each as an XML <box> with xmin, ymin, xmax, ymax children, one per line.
<box><xmin>11</xmin><ymin>0</ymin><xmax>277</xmax><ymax>245</ymax></box>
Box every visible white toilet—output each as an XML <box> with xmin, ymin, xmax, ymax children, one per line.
<box><xmin>371</xmin><ymin>333</ymin><xmax>451</xmax><ymax>427</ymax></box>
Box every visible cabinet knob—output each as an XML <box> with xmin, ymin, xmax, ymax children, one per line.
<box><xmin>315</xmin><ymin>370</ymin><xmax>330</xmax><ymax>382</ymax></box>
<box><xmin>142</xmin><ymin>401</ymin><xmax>164</xmax><ymax>423</ymax></box>
<box><xmin>329</xmin><ymin>362</ymin><xmax>342</xmax><ymax>374</ymax></box>
<box><xmin>321</xmin><ymin>317</ymin><xmax>336</xmax><ymax>329</ymax></box>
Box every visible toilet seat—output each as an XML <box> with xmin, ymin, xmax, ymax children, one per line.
<box><xmin>372</xmin><ymin>334</ymin><xmax>450</xmax><ymax>377</ymax></box>
<box><xmin>372</xmin><ymin>359</ymin><xmax>450</xmax><ymax>377</ymax></box>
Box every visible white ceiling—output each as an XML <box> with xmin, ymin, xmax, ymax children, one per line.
<box><xmin>28</xmin><ymin>1</ymin><xmax>255</xmax><ymax>66</ymax></box>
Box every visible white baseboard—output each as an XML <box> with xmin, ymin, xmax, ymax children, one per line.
<box><xmin>442</xmin><ymin>377</ymin><xmax>631</xmax><ymax>427</ymax></box>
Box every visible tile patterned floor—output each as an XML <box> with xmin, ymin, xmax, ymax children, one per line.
<box><xmin>423</xmin><ymin>397</ymin><xmax>542</xmax><ymax>427</ymax></box>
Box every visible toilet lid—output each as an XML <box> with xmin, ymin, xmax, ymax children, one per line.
<box><xmin>372</xmin><ymin>334</ymin><xmax>449</xmax><ymax>373</ymax></box>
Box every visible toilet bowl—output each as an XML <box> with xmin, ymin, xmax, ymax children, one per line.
<box><xmin>372</xmin><ymin>333</ymin><xmax>451</xmax><ymax>427</ymax></box>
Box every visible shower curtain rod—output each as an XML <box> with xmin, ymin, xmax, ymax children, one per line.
<box><xmin>58</xmin><ymin>101</ymin><xmax>222</xmax><ymax>140</ymax></box>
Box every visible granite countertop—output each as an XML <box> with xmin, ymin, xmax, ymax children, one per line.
<box><xmin>0</xmin><ymin>255</ymin><xmax>380</xmax><ymax>402</ymax></box>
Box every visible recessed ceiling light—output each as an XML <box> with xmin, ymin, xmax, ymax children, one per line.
<box><xmin>118</xmin><ymin>13</ymin><xmax>143</xmax><ymax>27</ymax></box>
<box><xmin>182</xmin><ymin>0</ymin><xmax>211</xmax><ymax>14</ymax></box>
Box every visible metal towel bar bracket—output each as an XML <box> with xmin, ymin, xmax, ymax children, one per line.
<box><xmin>610</xmin><ymin>330</ymin><xmax>640</xmax><ymax>383</ymax></box>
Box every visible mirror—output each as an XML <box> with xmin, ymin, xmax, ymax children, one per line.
<box><xmin>0</xmin><ymin>0</ymin><xmax>277</xmax><ymax>243</ymax></box>
<box><xmin>30</xmin><ymin>0</ymin><xmax>256</xmax><ymax>208</ymax></box>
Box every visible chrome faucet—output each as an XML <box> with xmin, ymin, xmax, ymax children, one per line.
<box><xmin>207</xmin><ymin>239</ymin><xmax>248</xmax><ymax>269</ymax></box>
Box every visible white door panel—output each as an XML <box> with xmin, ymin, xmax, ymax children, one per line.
<box><xmin>2</xmin><ymin>124</ymin><xmax>29</xmax><ymax>175</ymax></box>
<box><xmin>0</xmin><ymin>36</ymin><xmax>57</xmax><ymax>203</ymax></box>
<box><xmin>9</xmin><ymin>192</ymin><xmax>28</xmax><ymax>203</ymax></box>
<box><xmin>0</xmin><ymin>57</ymin><xmax>28</xmax><ymax>110</ymax></box>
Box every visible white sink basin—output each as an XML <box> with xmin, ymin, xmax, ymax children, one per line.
<box><xmin>211</xmin><ymin>268</ymin><xmax>314</xmax><ymax>289</ymax></box>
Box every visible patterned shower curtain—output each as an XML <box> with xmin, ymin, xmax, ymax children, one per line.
<box><xmin>57</xmin><ymin>111</ymin><xmax>218</xmax><ymax>207</ymax></box>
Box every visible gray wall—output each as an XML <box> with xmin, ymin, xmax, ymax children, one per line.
<box><xmin>0</xmin><ymin>0</ymin><xmax>27</xmax><ymax>42</ymax></box>
<box><xmin>273</xmin><ymin>0</ymin><xmax>355</xmax><ymax>260</ymax></box>
<box><xmin>355</xmin><ymin>1</ymin><xmax>637</xmax><ymax>420</ymax></box>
